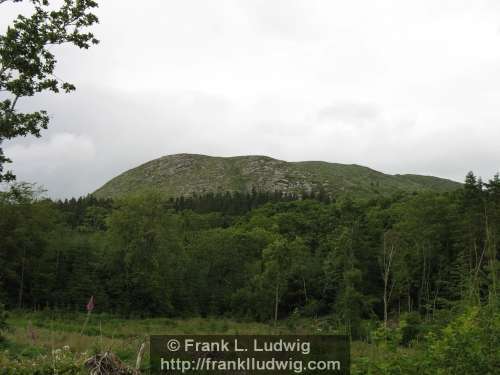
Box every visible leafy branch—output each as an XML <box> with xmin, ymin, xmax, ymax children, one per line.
<box><xmin>0</xmin><ymin>0</ymin><xmax>99</xmax><ymax>181</ymax></box>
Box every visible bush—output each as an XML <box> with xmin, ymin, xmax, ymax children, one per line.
<box><xmin>301</xmin><ymin>299</ymin><xmax>329</xmax><ymax>317</ymax></box>
<box><xmin>357</xmin><ymin>319</ymin><xmax>378</xmax><ymax>342</ymax></box>
<box><xmin>370</xmin><ymin>324</ymin><xmax>402</xmax><ymax>350</ymax></box>
<box><xmin>353</xmin><ymin>306</ymin><xmax>500</xmax><ymax>375</ymax></box>
<box><xmin>425</xmin><ymin>306</ymin><xmax>500</xmax><ymax>374</ymax></box>
<box><xmin>399</xmin><ymin>312</ymin><xmax>423</xmax><ymax>346</ymax></box>
<box><xmin>0</xmin><ymin>303</ymin><xmax>8</xmax><ymax>341</ymax></box>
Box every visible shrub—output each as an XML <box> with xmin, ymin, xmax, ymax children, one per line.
<box><xmin>0</xmin><ymin>304</ymin><xmax>8</xmax><ymax>341</ymax></box>
<box><xmin>399</xmin><ymin>312</ymin><xmax>423</xmax><ymax>346</ymax></box>
<box><xmin>425</xmin><ymin>306</ymin><xmax>500</xmax><ymax>374</ymax></box>
<box><xmin>301</xmin><ymin>299</ymin><xmax>329</xmax><ymax>317</ymax></box>
<box><xmin>353</xmin><ymin>306</ymin><xmax>500</xmax><ymax>375</ymax></box>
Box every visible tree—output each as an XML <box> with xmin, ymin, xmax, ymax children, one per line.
<box><xmin>0</xmin><ymin>0</ymin><xmax>99</xmax><ymax>181</ymax></box>
<box><xmin>323</xmin><ymin>224</ymin><xmax>369</xmax><ymax>338</ymax></box>
<box><xmin>0</xmin><ymin>182</ymin><xmax>58</xmax><ymax>309</ymax></box>
<box><xmin>261</xmin><ymin>237</ymin><xmax>309</xmax><ymax>325</ymax></box>
<box><xmin>380</xmin><ymin>230</ymin><xmax>399</xmax><ymax>327</ymax></box>
<box><xmin>105</xmin><ymin>194</ymin><xmax>183</xmax><ymax>316</ymax></box>
<box><xmin>484</xmin><ymin>174</ymin><xmax>500</xmax><ymax>306</ymax></box>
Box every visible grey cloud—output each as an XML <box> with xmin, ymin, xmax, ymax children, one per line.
<box><xmin>2</xmin><ymin>1</ymin><xmax>500</xmax><ymax>197</ymax></box>
<box><xmin>317</xmin><ymin>102</ymin><xmax>379</xmax><ymax>124</ymax></box>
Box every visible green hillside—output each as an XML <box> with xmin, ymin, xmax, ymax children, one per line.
<box><xmin>93</xmin><ymin>153</ymin><xmax>462</xmax><ymax>199</ymax></box>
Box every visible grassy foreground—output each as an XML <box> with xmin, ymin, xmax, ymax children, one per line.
<box><xmin>0</xmin><ymin>311</ymin><xmax>394</xmax><ymax>373</ymax></box>
<box><xmin>2</xmin><ymin>307</ymin><xmax>498</xmax><ymax>374</ymax></box>
<box><xmin>1</xmin><ymin>312</ymin><xmax>267</xmax><ymax>372</ymax></box>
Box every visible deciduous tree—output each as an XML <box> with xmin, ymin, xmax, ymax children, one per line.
<box><xmin>0</xmin><ymin>0</ymin><xmax>99</xmax><ymax>181</ymax></box>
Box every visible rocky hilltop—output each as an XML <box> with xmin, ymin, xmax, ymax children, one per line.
<box><xmin>93</xmin><ymin>153</ymin><xmax>462</xmax><ymax>199</ymax></box>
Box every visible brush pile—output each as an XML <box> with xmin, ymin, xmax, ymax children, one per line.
<box><xmin>84</xmin><ymin>352</ymin><xmax>139</xmax><ymax>375</ymax></box>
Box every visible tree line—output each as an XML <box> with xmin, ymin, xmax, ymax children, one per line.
<box><xmin>0</xmin><ymin>172</ymin><xmax>498</xmax><ymax>337</ymax></box>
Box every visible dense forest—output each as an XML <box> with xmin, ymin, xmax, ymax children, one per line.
<box><xmin>1</xmin><ymin>172</ymin><xmax>499</xmax><ymax>373</ymax></box>
<box><xmin>1</xmin><ymin>172</ymin><xmax>498</xmax><ymax>331</ymax></box>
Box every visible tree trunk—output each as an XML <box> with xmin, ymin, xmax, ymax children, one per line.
<box><xmin>381</xmin><ymin>232</ymin><xmax>397</xmax><ymax>328</ymax></box>
<box><xmin>407</xmin><ymin>286</ymin><xmax>412</xmax><ymax>312</ymax></box>
<box><xmin>18</xmin><ymin>246</ymin><xmax>26</xmax><ymax>309</ymax></box>
<box><xmin>383</xmin><ymin>279</ymin><xmax>388</xmax><ymax>328</ymax></box>
<box><xmin>274</xmin><ymin>283</ymin><xmax>279</xmax><ymax>326</ymax></box>
<box><xmin>302</xmin><ymin>277</ymin><xmax>308</xmax><ymax>303</ymax></box>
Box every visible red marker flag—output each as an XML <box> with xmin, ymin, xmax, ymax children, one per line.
<box><xmin>86</xmin><ymin>296</ymin><xmax>95</xmax><ymax>312</ymax></box>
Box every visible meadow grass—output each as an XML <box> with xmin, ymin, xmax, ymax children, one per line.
<box><xmin>1</xmin><ymin>311</ymin><xmax>398</xmax><ymax>373</ymax></box>
<box><xmin>2</xmin><ymin>311</ymin><xmax>304</xmax><ymax>371</ymax></box>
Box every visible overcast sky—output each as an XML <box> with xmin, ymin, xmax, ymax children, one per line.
<box><xmin>2</xmin><ymin>0</ymin><xmax>500</xmax><ymax>198</ymax></box>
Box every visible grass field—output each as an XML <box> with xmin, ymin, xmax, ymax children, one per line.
<box><xmin>0</xmin><ymin>311</ymin><xmax>399</xmax><ymax>373</ymax></box>
<box><xmin>2</xmin><ymin>312</ymin><xmax>272</xmax><ymax>371</ymax></box>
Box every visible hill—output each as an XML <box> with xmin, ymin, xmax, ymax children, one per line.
<box><xmin>93</xmin><ymin>153</ymin><xmax>462</xmax><ymax>199</ymax></box>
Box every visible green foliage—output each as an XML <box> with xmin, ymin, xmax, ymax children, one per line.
<box><xmin>0</xmin><ymin>344</ymin><xmax>88</xmax><ymax>374</ymax></box>
<box><xmin>353</xmin><ymin>307</ymin><xmax>500</xmax><ymax>375</ymax></box>
<box><xmin>371</xmin><ymin>324</ymin><xmax>403</xmax><ymax>351</ymax></box>
<box><xmin>424</xmin><ymin>306</ymin><xmax>500</xmax><ymax>375</ymax></box>
<box><xmin>1</xmin><ymin>173</ymin><xmax>498</xmax><ymax>322</ymax></box>
<box><xmin>0</xmin><ymin>0</ymin><xmax>99</xmax><ymax>181</ymax></box>
<box><xmin>0</xmin><ymin>172</ymin><xmax>499</xmax><ymax>373</ymax></box>
<box><xmin>399</xmin><ymin>312</ymin><xmax>423</xmax><ymax>346</ymax></box>
<box><xmin>0</xmin><ymin>304</ymin><xmax>8</xmax><ymax>342</ymax></box>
